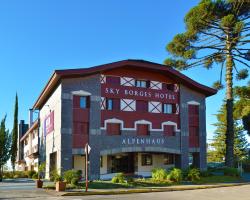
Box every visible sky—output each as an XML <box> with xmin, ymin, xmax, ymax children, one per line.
<box><xmin>0</xmin><ymin>0</ymin><xmax>249</xmax><ymax>142</ymax></box>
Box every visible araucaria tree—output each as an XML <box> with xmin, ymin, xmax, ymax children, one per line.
<box><xmin>11</xmin><ymin>94</ymin><xmax>18</xmax><ymax>171</ymax></box>
<box><xmin>165</xmin><ymin>0</ymin><xmax>250</xmax><ymax>167</ymax></box>
<box><xmin>0</xmin><ymin>116</ymin><xmax>11</xmax><ymax>181</ymax></box>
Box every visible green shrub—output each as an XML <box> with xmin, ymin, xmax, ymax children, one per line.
<box><xmin>187</xmin><ymin>168</ymin><xmax>200</xmax><ymax>182</ymax></box>
<box><xmin>32</xmin><ymin>173</ymin><xmax>38</xmax><ymax>179</ymax></box>
<box><xmin>27</xmin><ymin>170</ymin><xmax>36</xmax><ymax>178</ymax></box>
<box><xmin>223</xmin><ymin>167</ymin><xmax>240</xmax><ymax>177</ymax></box>
<box><xmin>167</xmin><ymin>168</ymin><xmax>182</xmax><ymax>183</ymax></box>
<box><xmin>152</xmin><ymin>168</ymin><xmax>168</xmax><ymax>181</ymax></box>
<box><xmin>54</xmin><ymin>175</ymin><xmax>64</xmax><ymax>182</ymax></box>
<box><xmin>111</xmin><ymin>173</ymin><xmax>125</xmax><ymax>183</ymax></box>
<box><xmin>14</xmin><ymin>174</ymin><xmax>19</xmax><ymax>179</ymax></box>
<box><xmin>15</xmin><ymin>171</ymin><xmax>28</xmax><ymax>178</ymax></box>
<box><xmin>126</xmin><ymin>176</ymin><xmax>134</xmax><ymax>183</ymax></box>
<box><xmin>50</xmin><ymin>169</ymin><xmax>59</xmax><ymax>182</ymax></box>
<box><xmin>63</xmin><ymin>170</ymin><xmax>81</xmax><ymax>184</ymax></box>
<box><xmin>71</xmin><ymin>177</ymin><xmax>79</xmax><ymax>186</ymax></box>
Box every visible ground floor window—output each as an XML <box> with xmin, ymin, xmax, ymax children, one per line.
<box><xmin>141</xmin><ymin>154</ymin><xmax>153</xmax><ymax>166</ymax></box>
<box><xmin>163</xmin><ymin>154</ymin><xmax>174</xmax><ymax>165</ymax></box>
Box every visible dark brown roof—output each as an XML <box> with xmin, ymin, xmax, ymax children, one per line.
<box><xmin>33</xmin><ymin>59</ymin><xmax>217</xmax><ymax>109</ymax></box>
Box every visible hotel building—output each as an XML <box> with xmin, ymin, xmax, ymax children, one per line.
<box><xmin>16</xmin><ymin>60</ymin><xmax>216</xmax><ymax>179</ymax></box>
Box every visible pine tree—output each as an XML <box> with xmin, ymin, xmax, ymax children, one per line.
<box><xmin>165</xmin><ymin>0</ymin><xmax>250</xmax><ymax>167</ymax></box>
<box><xmin>0</xmin><ymin>116</ymin><xmax>11</xmax><ymax>181</ymax></box>
<box><xmin>208</xmin><ymin>104</ymin><xmax>249</xmax><ymax>162</ymax></box>
<box><xmin>11</xmin><ymin>94</ymin><xmax>18</xmax><ymax>172</ymax></box>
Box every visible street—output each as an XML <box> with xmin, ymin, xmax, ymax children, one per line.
<box><xmin>1</xmin><ymin>180</ymin><xmax>250</xmax><ymax>200</ymax></box>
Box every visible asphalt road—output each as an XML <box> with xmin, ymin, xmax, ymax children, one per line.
<box><xmin>1</xmin><ymin>180</ymin><xmax>250</xmax><ymax>200</ymax></box>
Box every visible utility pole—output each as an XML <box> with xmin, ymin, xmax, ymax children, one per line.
<box><xmin>85</xmin><ymin>143</ymin><xmax>91</xmax><ymax>192</ymax></box>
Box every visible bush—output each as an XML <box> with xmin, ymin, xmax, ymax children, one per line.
<box><xmin>15</xmin><ymin>171</ymin><xmax>28</xmax><ymax>178</ymax></box>
<box><xmin>111</xmin><ymin>173</ymin><xmax>125</xmax><ymax>183</ymax></box>
<box><xmin>32</xmin><ymin>173</ymin><xmax>38</xmax><ymax>179</ymax></box>
<box><xmin>126</xmin><ymin>176</ymin><xmax>134</xmax><ymax>184</ymax></box>
<box><xmin>50</xmin><ymin>169</ymin><xmax>59</xmax><ymax>182</ymax></box>
<box><xmin>152</xmin><ymin>168</ymin><xmax>168</xmax><ymax>182</ymax></box>
<box><xmin>27</xmin><ymin>170</ymin><xmax>36</xmax><ymax>178</ymax></box>
<box><xmin>54</xmin><ymin>175</ymin><xmax>63</xmax><ymax>182</ymax></box>
<box><xmin>71</xmin><ymin>177</ymin><xmax>79</xmax><ymax>186</ymax></box>
<box><xmin>223</xmin><ymin>167</ymin><xmax>240</xmax><ymax>177</ymax></box>
<box><xmin>187</xmin><ymin>168</ymin><xmax>200</xmax><ymax>182</ymax></box>
<box><xmin>167</xmin><ymin>168</ymin><xmax>182</xmax><ymax>183</ymax></box>
<box><xmin>63</xmin><ymin>170</ymin><xmax>81</xmax><ymax>184</ymax></box>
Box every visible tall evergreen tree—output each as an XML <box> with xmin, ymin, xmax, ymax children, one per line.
<box><xmin>0</xmin><ymin>116</ymin><xmax>11</xmax><ymax>182</ymax></box>
<box><xmin>208</xmin><ymin>104</ymin><xmax>249</xmax><ymax>162</ymax></box>
<box><xmin>11</xmin><ymin>93</ymin><xmax>18</xmax><ymax>171</ymax></box>
<box><xmin>165</xmin><ymin>0</ymin><xmax>250</xmax><ymax>167</ymax></box>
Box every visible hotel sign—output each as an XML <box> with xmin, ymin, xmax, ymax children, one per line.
<box><xmin>44</xmin><ymin>111</ymin><xmax>54</xmax><ymax>136</ymax></box>
<box><xmin>121</xmin><ymin>137</ymin><xmax>165</xmax><ymax>145</ymax></box>
<box><xmin>102</xmin><ymin>85</ymin><xmax>178</xmax><ymax>103</ymax></box>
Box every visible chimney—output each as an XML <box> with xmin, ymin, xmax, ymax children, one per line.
<box><xmin>29</xmin><ymin>109</ymin><xmax>33</xmax><ymax>128</ymax></box>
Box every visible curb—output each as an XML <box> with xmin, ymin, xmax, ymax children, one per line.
<box><xmin>61</xmin><ymin>182</ymin><xmax>250</xmax><ymax>196</ymax></box>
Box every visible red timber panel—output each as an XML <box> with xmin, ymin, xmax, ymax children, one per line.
<box><xmin>164</xmin><ymin>125</ymin><xmax>175</xmax><ymax>136</ymax></box>
<box><xmin>72</xmin><ymin>95</ymin><xmax>89</xmax><ymax>148</ymax></box>
<box><xmin>101</xmin><ymin>67</ymin><xmax>180</xmax><ymax>132</ymax></box>
<box><xmin>113</xmin><ymin>99</ymin><xmax>120</xmax><ymax>110</ymax></box>
<box><xmin>136</xmin><ymin>100</ymin><xmax>148</xmax><ymax>112</ymax></box>
<box><xmin>188</xmin><ymin>105</ymin><xmax>199</xmax><ymax>148</ymax></box>
<box><xmin>106</xmin><ymin>76</ymin><xmax>120</xmax><ymax>85</ymax></box>
<box><xmin>101</xmin><ymin>111</ymin><xmax>180</xmax><ymax>129</ymax></box>
<box><xmin>103</xmin><ymin>67</ymin><xmax>175</xmax><ymax>83</ymax></box>
<box><xmin>137</xmin><ymin>124</ymin><xmax>149</xmax><ymax>136</ymax></box>
<box><xmin>107</xmin><ymin>123</ymin><xmax>121</xmax><ymax>135</ymax></box>
<box><xmin>102</xmin><ymin>84</ymin><xmax>178</xmax><ymax>104</ymax></box>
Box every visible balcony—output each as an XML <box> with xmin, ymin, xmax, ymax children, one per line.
<box><xmin>28</xmin><ymin>145</ymin><xmax>39</xmax><ymax>158</ymax></box>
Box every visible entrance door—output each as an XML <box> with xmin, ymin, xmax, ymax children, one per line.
<box><xmin>111</xmin><ymin>153</ymin><xmax>134</xmax><ymax>174</ymax></box>
<box><xmin>49</xmin><ymin>152</ymin><xmax>57</xmax><ymax>175</ymax></box>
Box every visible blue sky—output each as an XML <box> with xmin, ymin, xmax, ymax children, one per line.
<box><xmin>0</xmin><ymin>0</ymin><xmax>248</xmax><ymax>141</ymax></box>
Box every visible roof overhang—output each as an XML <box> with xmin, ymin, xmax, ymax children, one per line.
<box><xmin>20</xmin><ymin>120</ymin><xmax>39</xmax><ymax>142</ymax></box>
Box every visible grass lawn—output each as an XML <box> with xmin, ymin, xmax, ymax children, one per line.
<box><xmin>193</xmin><ymin>175</ymin><xmax>242</xmax><ymax>184</ymax></box>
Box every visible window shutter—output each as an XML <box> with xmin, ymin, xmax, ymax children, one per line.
<box><xmin>136</xmin><ymin>100</ymin><xmax>148</xmax><ymax>112</ymax></box>
<box><xmin>137</xmin><ymin>124</ymin><xmax>149</xmax><ymax>135</ymax></box>
<box><xmin>113</xmin><ymin>99</ymin><xmax>120</xmax><ymax>110</ymax></box>
<box><xmin>164</xmin><ymin>125</ymin><xmax>175</xmax><ymax>136</ymax></box>
<box><xmin>73</xmin><ymin>96</ymin><xmax>80</xmax><ymax>108</ymax></box>
<box><xmin>106</xmin><ymin>76</ymin><xmax>120</xmax><ymax>85</ymax></box>
<box><xmin>107</xmin><ymin>123</ymin><xmax>121</xmax><ymax>135</ymax></box>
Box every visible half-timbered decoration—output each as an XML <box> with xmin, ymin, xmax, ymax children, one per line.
<box><xmin>16</xmin><ymin>59</ymin><xmax>216</xmax><ymax>180</ymax></box>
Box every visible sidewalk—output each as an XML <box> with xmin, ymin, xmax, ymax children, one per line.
<box><xmin>60</xmin><ymin>182</ymin><xmax>250</xmax><ymax>196</ymax></box>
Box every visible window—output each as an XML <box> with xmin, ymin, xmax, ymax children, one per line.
<box><xmin>141</xmin><ymin>154</ymin><xmax>152</xmax><ymax>166</ymax></box>
<box><xmin>107</xmin><ymin>123</ymin><xmax>121</xmax><ymax>135</ymax></box>
<box><xmin>80</xmin><ymin>97</ymin><xmax>87</xmax><ymax>108</ymax></box>
<box><xmin>163</xmin><ymin>104</ymin><xmax>173</xmax><ymax>114</ymax></box>
<box><xmin>100</xmin><ymin>156</ymin><xmax>103</xmax><ymax>168</ymax></box>
<box><xmin>106</xmin><ymin>99</ymin><xmax>113</xmax><ymax>110</ymax></box>
<box><xmin>136</xmin><ymin>100</ymin><xmax>148</xmax><ymax>112</ymax></box>
<box><xmin>73</xmin><ymin>96</ymin><xmax>89</xmax><ymax>109</ymax></box>
<box><xmin>164</xmin><ymin>154</ymin><xmax>174</xmax><ymax>165</ymax></box>
<box><xmin>135</xmin><ymin>80</ymin><xmax>147</xmax><ymax>88</ymax></box>
<box><xmin>137</xmin><ymin>124</ymin><xmax>149</xmax><ymax>135</ymax></box>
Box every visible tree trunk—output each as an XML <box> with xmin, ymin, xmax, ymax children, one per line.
<box><xmin>225</xmin><ymin>52</ymin><xmax>234</xmax><ymax>167</ymax></box>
